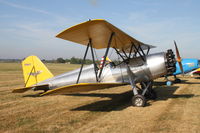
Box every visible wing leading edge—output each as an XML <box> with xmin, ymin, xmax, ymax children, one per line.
<box><xmin>56</xmin><ymin>19</ymin><xmax>155</xmax><ymax>53</ymax></box>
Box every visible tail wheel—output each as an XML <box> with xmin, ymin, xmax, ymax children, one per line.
<box><xmin>132</xmin><ymin>95</ymin><xmax>146</xmax><ymax>107</ymax></box>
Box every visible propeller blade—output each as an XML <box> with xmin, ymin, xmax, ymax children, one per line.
<box><xmin>178</xmin><ymin>61</ymin><xmax>184</xmax><ymax>74</ymax></box>
<box><xmin>174</xmin><ymin>40</ymin><xmax>184</xmax><ymax>74</ymax></box>
<box><xmin>174</xmin><ymin>41</ymin><xmax>181</xmax><ymax>62</ymax></box>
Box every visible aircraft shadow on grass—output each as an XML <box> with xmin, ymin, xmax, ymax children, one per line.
<box><xmin>194</xmin><ymin>76</ymin><xmax>200</xmax><ymax>79</ymax></box>
<box><xmin>69</xmin><ymin>82</ymin><xmax>196</xmax><ymax>112</ymax></box>
<box><xmin>22</xmin><ymin>92</ymin><xmax>43</xmax><ymax>98</ymax></box>
<box><xmin>22</xmin><ymin>81</ymin><xmax>197</xmax><ymax>111</ymax></box>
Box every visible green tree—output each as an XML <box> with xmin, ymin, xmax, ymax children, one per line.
<box><xmin>65</xmin><ymin>58</ymin><xmax>70</xmax><ymax>63</ymax></box>
<box><xmin>56</xmin><ymin>58</ymin><xmax>66</xmax><ymax>63</ymax></box>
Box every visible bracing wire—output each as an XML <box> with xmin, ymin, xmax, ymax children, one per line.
<box><xmin>118</xmin><ymin>54</ymin><xmax>124</xmax><ymax>82</ymax></box>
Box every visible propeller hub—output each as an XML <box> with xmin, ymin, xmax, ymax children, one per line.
<box><xmin>177</xmin><ymin>58</ymin><xmax>181</xmax><ymax>62</ymax></box>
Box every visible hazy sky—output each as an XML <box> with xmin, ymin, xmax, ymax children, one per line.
<box><xmin>0</xmin><ymin>0</ymin><xmax>200</xmax><ymax>59</ymax></box>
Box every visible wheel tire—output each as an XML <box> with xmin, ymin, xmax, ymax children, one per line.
<box><xmin>166</xmin><ymin>81</ymin><xmax>173</xmax><ymax>86</ymax></box>
<box><xmin>132</xmin><ymin>95</ymin><xmax>146</xmax><ymax>107</ymax></box>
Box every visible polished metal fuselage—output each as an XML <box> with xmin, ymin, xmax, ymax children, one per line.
<box><xmin>37</xmin><ymin>52</ymin><xmax>168</xmax><ymax>90</ymax></box>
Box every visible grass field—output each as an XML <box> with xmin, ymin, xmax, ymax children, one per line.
<box><xmin>0</xmin><ymin>62</ymin><xmax>200</xmax><ymax>133</ymax></box>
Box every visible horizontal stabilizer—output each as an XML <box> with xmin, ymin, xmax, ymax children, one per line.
<box><xmin>40</xmin><ymin>83</ymin><xmax>127</xmax><ymax>96</ymax></box>
<box><xmin>12</xmin><ymin>84</ymin><xmax>49</xmax><ymax>93</ymax></box>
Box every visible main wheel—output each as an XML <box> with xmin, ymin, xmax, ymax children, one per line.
<box><xmin>132</xmin><ymin>95</ymin><xmax>146</xmax><ymax>107</ymax></box>
<box><xmin>166</xmin><ymin>81</ymin><xmax>173</xmax><ymax>86</ymax></box>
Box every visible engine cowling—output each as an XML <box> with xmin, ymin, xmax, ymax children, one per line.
<box><xmin>146</xmin><ymin>49</ymin><xmax>176</xmax><ymax>80</ymax></box>
<box><xmin>127</xmin><ymin>50</ymin><xmax>176</xmax><ymax>83</ymax></box>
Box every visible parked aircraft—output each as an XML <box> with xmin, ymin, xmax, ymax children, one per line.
<box><xmin>13</xmin><ymin>19</ymin><xmax>179</xmax><ymax>107</ymax></box>
<box><xmin>192</xmin><ymin>68</ymin><xmax>200</xmax><ymax>75</ymax></box>
<box><xmin>165</xmin><ymin>41</ymin><xmax>200</xmax><ymax>86</ymax></box>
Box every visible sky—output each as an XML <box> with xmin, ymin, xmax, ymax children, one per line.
<box><xmin>0</xmin><ymin>0</ymin><xmax>200</xmax><ymax>60</ymax></box>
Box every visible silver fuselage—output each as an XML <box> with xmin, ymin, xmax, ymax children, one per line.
<box><xmin>37</xmin><ymin>52</ymin><xmax>168</xmax><ymax>89</ymax></box>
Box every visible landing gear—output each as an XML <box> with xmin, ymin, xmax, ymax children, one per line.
<box><xmin>174</xmin><ymin>78</ymin><xmax>181</xmax><ymax>83</ymax></box>
<box><xmin>165</xmin><ymin>75</ymin><xmax>181</xmax><ymax>86</ymax></box>
<box><xmin>131</xmin><ymin>81</ymin><xmax>156</xmax><ymax>107</ymax></box>
<box><xmin>165</xmin><ymin>76</ymin><xmax>174</xmax><ymax>86</ymax></box>
<box><xmin>140</xmin><ymin>81</ymin><xmax>157</xmax><ymax>100</ymax></box>
<box><xmin>166</xmin><ymin>81</ymin><xmax>173</xmax><ymax>86</ymax></box>
<box><xmin>132</xmin><ymin>95</ymin><xmax>146</xmax><ymax>107</ymax></box>
<box><xmin>174</xmin><ymin>75</ymin><xmax>181</xmax><ymax>83</ymax></box>
<box><xmin>127</xmin><ymin>66</ymin><xmax>156</xmax><ymax>107</ymax></box>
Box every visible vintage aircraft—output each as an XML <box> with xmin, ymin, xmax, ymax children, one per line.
<box><xmin>12</xmin><ymin>19</ymin><xmax>178</xmax><ymax>107</ymax></box>
<box><xmin>191</xmin><ymin>68</ymin><xmax>200</xmax><ymax>75</ymax></box>
<box><xmin>184</xmin><ymin>68</ymin><xmax>200</xmax><ymax>77</ymax></box>
<box><xmin>165</xmin><ymin>41</ymin><xmax>200</xmax><ymax>86</ymax></box>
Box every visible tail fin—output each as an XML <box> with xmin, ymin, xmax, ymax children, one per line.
<box><xmin>22</xmin><ymin>55</ymin><xmax>54</xmax><ymax>87</ymax></box>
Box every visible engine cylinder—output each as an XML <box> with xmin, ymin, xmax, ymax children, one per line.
<box><xmin>165</xmin><ymin>49</ymin><xmax>176</xmax><ymax>74</ymax></box>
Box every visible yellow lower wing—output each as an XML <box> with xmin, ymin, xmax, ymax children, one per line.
<box><xmin>40</xmin><ymin>83</ymin><xmax>127</xmax><ymax>96</ymax></box>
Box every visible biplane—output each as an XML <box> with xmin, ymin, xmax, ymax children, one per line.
<box><xmin>165</xmin><ymin>41</ymin><xmax>200</xmax><ymax>86</ymax></box>
<box><xmin>12</xmin><ymin>19</ymin><xmax>178</xmax><ymax>107</ymax></box>
<box><xmin>191</xmin><ymin>68</ymin><xmax>200</xmax><ymax>75</ymax></box>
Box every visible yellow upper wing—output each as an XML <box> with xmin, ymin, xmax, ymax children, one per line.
<box><xmin>56</xmin><ymin>19</ymin><xmax>154</xmax><ymax>52</ymax></box>
<box><xmin>40</xmin><ymin>83</ymin><xmax>127</xmax><ymax>96</ymax></box>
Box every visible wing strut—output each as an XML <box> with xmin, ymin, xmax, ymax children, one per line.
<box><xmin>114</xmin><ymin>48</ymin><xmax>126</xmax><ymax>62</ymax></box>
<box><xmin>146</xmin><ymin>46</ymin><xmax>150</xmax><ymax>55</ymax></box>
<box><xmin>77</xmin><ymin>38</ymin><xmax>99</xmax><ymax>84</ymax></box>
<box><xmin>129</xmin><ymin>44</ymin><xmax>134</xmax><ymax>59</ymax></box>
<box><xmin>98</xmin><ymin>32</ymin><xmax>115</xmax><ymax>78</ymax></box>
<box><xmin>132</xmin><ymin>43</ymin><xmax>146</xmax><ymax>61</ymax></box>
<box><xmin>122</xmin><ymin>49</ymin><xmax>129</xmax><ymax>59</ymax></box>
<box><xmin>89</xmin><ymin>38</ymin><xmax>99</xmax><ymax>82</ymax></box>
<box><xmin>76</xmin><ymin>42</ymin><xmax>90</xmax><ymax>84</ymax></box>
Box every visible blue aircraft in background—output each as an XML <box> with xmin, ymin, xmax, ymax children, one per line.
<box><xmin>165</xmin><ymin>41</ymin><xmax>200</xmax><ymax>86</ymax></box>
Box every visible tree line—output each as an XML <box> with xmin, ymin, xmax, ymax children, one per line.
<box><xmin>45</xmin><ymin>57</ymin><xmax>94</xmax><ymax>64</ymax></box>
<box><xmin>0</xmin><ymin>57</ymin><xmax>94</xmax><ymax>64</ymax></box>
<box><xmin>0</xmin><ymin>57</ymin><xmax>119</xmax><ymax>65</ymax></box>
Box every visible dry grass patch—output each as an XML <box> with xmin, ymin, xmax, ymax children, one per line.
<box><xmin>0</xmin><ymin>63</ymin><xmax>200</xmax><ymax>133</ymax></box>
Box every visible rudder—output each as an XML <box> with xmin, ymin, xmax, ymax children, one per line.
<box><xmin>22</xmin><ymin>55</ymin><xmax>54</xmax><ymax>87</ymax></box>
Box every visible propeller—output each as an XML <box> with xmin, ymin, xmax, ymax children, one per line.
<box><xmin>174</xmin><ymin>40</ymin><xmax>184</xmax><ymax>74</ymax></box>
